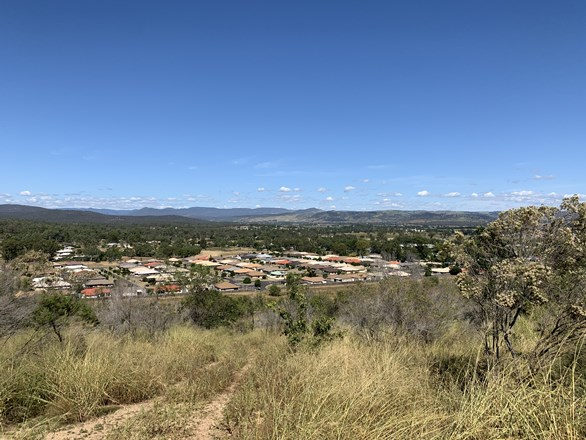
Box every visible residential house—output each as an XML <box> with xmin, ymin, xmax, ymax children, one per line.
<box><xmin>215</xmin><ymin>281</ymin><xmax>239</xmax><ymax>292</ymax></box>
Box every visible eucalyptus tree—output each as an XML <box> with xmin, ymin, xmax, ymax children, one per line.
<box><xmin>453</xmin><ymin>196</ymin><xmax>586</xmax><ymax>365</ymax></box>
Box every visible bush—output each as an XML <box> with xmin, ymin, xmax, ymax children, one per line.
<box><xmin>268</xmin><ymin>284</ymin><xmax>281</xmax><ymax>297</ymax></box>
<box><xmin>183</xmin><ymin>290</ymin><xmax>255</xmax><ymax>329</ymax></box>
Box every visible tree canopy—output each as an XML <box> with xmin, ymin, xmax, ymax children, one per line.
<box><xmin>453</xmin><ymin>197</ymin><xmax>586</xmax><ymax>365</ymax></box>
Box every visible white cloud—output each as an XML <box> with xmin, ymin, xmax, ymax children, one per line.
<box><xmin>317</xmin><ymin>187</ymin><xmax>327</xmax><ymax>193</ymax></box>
<box><xmin>279</xmin><ymin>194</ymin><xmax>302</xmax><ymax>203</ymax></box>
<box><xmin>511</xmin><ymin>190</ymin><xmax>533</xmax><ymax>196</ymax></box>
<box><xmin>534</xmin><ymin>174</ymin><xmax>554</xmax><ymax>180</ymax></box>
<box><xmin>378</xmin><ymin>192</ymin><xmax>403</xmax><ymax>197</ymax></box>
<box><xmin>362</xmin><ymin>179</ymin><xmax>369</xmax><ymax>183</ymax></box>
<box><xmin>325</xmin><ymin>196</ymin><xmax>334</xmax><ymax>201</ymax></box>
<box><xmin>471</xmin><ymin>193</ymin><xmax>479</xmax><ymax>197</ymax></box>
<box><xmin>279</xmin><ymin>186</ymin><xmax>292</xmax><ymax>192</ymax></box>
<box><xmin>483</xmin><ymin>192</ymin><xmax>496</xmax><ymax>198</ymax></box>
<box><xmin>417</xmin><ymin>190</ymin><xmax>430</xmax><ymax>197</ymax></box>
<box><xmin>443</xmin><ymin>192</ymin><xmax>461</xmax><ymax>198</ymax></box>
<box><xmin>293</xmin><ymin>188</ymin><xmax>302</xmax><ymax>192</ymax></box>
<box><xmin>257</xmin><ymin>187</ymin><xmax>266</xmax><ymax>192</ymax></box>
<box><xmin>344</xmin><ymin>186</ymin><xmax>356</xmax><ymax>192</ymax></box>
<box><xmin>19</xmin><ymin>190</ymin><xmax>31</xmax><ymax>196</ymax></box>
<box><xmin>375</xmin><ymin>197</ymin><xmax>404</xmax><ymax>208</ymax></box>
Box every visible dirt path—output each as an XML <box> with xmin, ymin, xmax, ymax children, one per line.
<box><xmin>186</xmin><ymin>362</ymin><xmax>251</xmax><ymax>440</ymax></box>
<box><xmin>26</xmin><ymin>360</ymin><xmax>252</xmax><ymax>440</ymax></box>
<box><xmin>44</xmin><ymin>399</ymin><xmax>157</xmax><ymax>440</ymax></box>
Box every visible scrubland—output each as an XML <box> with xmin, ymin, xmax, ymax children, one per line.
<box><xmin>1</xmin><ymin>286</ymin><xmax>583</xmax><ymax>440</ymax></box>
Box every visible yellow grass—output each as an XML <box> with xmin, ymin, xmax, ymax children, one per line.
<box><xmin>225</xmin><ymin>330</ymin><xmax>585</xmax><ymax>439</ymax></box>
<box><xmin>1</xmin><ymin>325</ymin><xmax>584</xmax><ymax>439</ymax></box>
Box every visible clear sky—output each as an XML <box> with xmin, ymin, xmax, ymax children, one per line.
<box><xmin>1</xmin><ymin>0</ymin><xmax>585</xmax><ymax>212</ymax></box>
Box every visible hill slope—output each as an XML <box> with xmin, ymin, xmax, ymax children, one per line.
<box><xmin>0</xmin><ymin>205</ymin><xmax>208</xmax><ymax>224</ymax></box>
<box><xmin>0</xmin><ymin>204</ymin><xmax>498</xmax><ymax>226</ymax></box>
<box><xmin>233</xmin><ymin>208</ymin><xmax>499</xmax><ymax>226</ymax></box>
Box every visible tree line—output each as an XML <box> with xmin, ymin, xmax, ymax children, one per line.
<box><xmin>0</xmin><ymin>219</ymin><xmax>453</xmax><ymax>261</ymax></box>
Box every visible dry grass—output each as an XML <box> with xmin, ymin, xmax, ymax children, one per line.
<box><xmin>2</xmin><ymin>324</ymin><xmax>584</xmax><ymax>440</ymax></box>
<box><xmin>0</xmin><ymin>326</ymin><xmax>263</xmax><ymax>436</ymax></box>
<box><xmin>225</xmin><ymin>330</ymin><xmax>586</xmax><ymax>440</ymax></box>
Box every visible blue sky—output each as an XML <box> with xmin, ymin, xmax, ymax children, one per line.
<box><xmin>1</xmin><ymin>1</ymin><xmax>585</xmax><ymax>212</ymax></box>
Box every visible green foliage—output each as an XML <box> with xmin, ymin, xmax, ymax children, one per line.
<box><xmin>0</xmin><ymin>218</ymin><xmax>453</xmax><ymax>263</ymax></box>
<box><xmin>0</xmin><ymin>235</ymin><xmax>59</xmax><ymax>261</ymax></box>
<box><xmin>278</xmin><ymin>273</ymin><xmax>338</xmax><ymax>348</ymax></box>
<box><xmin>448</xmin><ymin>265</ymin><xmax>461</xmax><ymax>275</ymax></box>
<box><xmin>183</xmin><ymin>290</ymin><xmax>254</xmax><ymax>329</ymax></box>
<box><xmin>268</xmin><ymin>284</ymin><xmax>281</xmax><ymax>297</ymax></box>
<box><xmin>177</xmin><ymin>265</ymin><xmax>217</xmax><ymax>292</ymax></box>
<box><xmin>32</xmin><ymin>294</ymin><xmax>98</xmax><ymax>342</ymax></box>
<box><xmin>424</xmin><ymin>264</ymin><xmax>432</xmax><ymax>277</ymax></box>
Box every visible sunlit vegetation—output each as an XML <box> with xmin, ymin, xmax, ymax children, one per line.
<box><xmin>0</xmin><ymin>200</ymin><xmax>585</xmax><ymax>438</ymax></box>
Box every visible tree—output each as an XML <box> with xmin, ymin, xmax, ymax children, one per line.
<box><xmin>277</xmin><ymin>273</ymin><xmax>337</xmax><ymax>348</ymax></box>
<box><xmin>32</xmin><ymin>294</ymin><xmax>98</xmax><ymax>342</ymax></box>
<box><xmin>268</xmin><ymin>284</ymin><xmax>281</xmax><ymax>297</ymax></box>
<box><xmin>181</xmin><ymin>265</ymin><xmax>253</xmax><ymax>329</ymax></box>
<box><xmin>183</xmin><ymin>288</ymin><xmax>254</xmax><ymax>329</ymax></box>
<box><xmin>177</xmin><ymin>265</ymin><xmax>217</xmax><ymax>292</ymax></box>
<box><xmin>453</xmin><ymin>198</ymin><xmax>586</xmax><ymax>365</ymax></box>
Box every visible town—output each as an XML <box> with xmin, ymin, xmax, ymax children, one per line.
<box><xmin>33</xmin><ymin>245</ymin><xmax>453</xmax><ymax>299</ymax></box>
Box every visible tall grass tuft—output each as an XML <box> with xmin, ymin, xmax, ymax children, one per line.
<box><xmin>225</xmin><ymin>330</ymin><xmax>586</xmax><ymax>439</ymax></box>
<box><xmin>0</xmin><ymin>325</ymin><xmax>255</xmax><ymax>428</ymax></box>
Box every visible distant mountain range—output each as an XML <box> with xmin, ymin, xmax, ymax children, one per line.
<box><xmin>0</xmin><ymin>204</ymin><xmax>207</xmax><ymax>224</ymax></box>
<box><xmin>0</xmin><ymin>204</ymin><xmax>499</xmax><ymax>227</ymax></box>
<box><xmin>74</xmin><ymin>206</ymin><xmax>293</xmax><ymax>220</ymax></box>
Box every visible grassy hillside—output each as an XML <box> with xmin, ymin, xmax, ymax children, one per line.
<box><xmin>2</xmin><ymin>320</ymin><xmax>584</xmax><ymax>438</ymax></box>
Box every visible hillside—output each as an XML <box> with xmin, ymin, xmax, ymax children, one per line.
<box><xmin>0</xmin><ymin>204</ymin><xmax>208</xmax><ymax>225</ymax></box>
<box><xmin>0</xmin><ymin>204</ymin><xmax>498</xmax><ymax>226</ymax></box>
<box><xmin>234</xmin><ymin>208</ymin><xmax>499</xmax><ymax>226</ymax></box>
